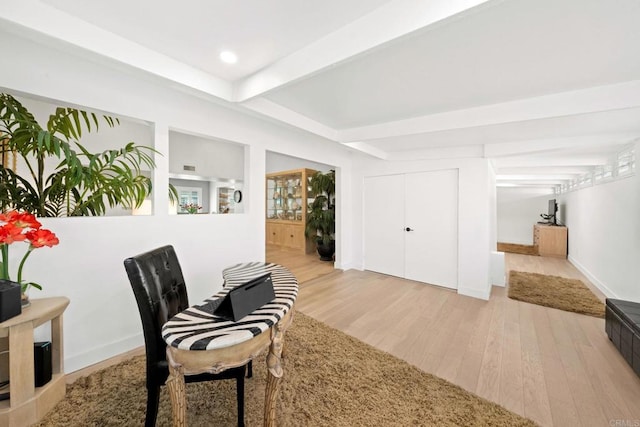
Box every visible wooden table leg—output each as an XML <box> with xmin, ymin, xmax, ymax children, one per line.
<box><xmin>264</xmin><ymin>322</ymin><xmax>286</xmax><ymax>427</ymax></box>
<box><xmin>166</xmin><ymin>349</ymin><xmax>187</xmax><ymax>427</ymax></box>
<box><xmin>280</xmin><ymin>310</ymin><xmax>294</xmax><ymax>360</ymax></box>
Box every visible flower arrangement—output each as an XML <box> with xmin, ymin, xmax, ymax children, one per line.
<box><xmin>0</xmin><ymin>210</ymin><xmax>60</xmax><ymax>294</ymax></box>
<box><xmin>181</xmin><ymin>203</ymin><xmax>202</xmax><ymax>214</ymax></box>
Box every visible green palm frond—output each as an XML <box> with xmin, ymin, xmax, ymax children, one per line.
<box><xmin>0</xmin><ymin>93</ymin><xmax>162</xmax><ymax>217</ymax></box>
<box><xmin>305</xmin><ymin>170</ymin><xmax>336</xmax><ymax>244</ymax></box>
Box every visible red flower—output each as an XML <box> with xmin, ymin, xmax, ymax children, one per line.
<box><xmin>25</xmin><ymin>229</ymin><xmax>60</xmax><ymax>248</ymax></box>
<box><xmin>0</xmin><ymin>223</ymin><xmax>28</xmax><ymax>244</ymax></box>
<box><xmin>0</xmin><ymin>211</ymin><xmax>42</xmax><ymax>229</ymax></box>
<box><xmin>0</xmin><ymin>211</ymin><xmax>19</xmax><ymax>222</ymax></box>
<box><xmin>1</xmin><ymin>210</ymin><xmax>60</xmax><ymax>291</ymax></box>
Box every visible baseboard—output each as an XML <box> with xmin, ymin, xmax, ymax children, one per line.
<box><xmin>334</xmin><ymin>260</ymin><xmax>357</xmax><ymax>270</ymax></box>
<box><xmin>567</xmin><ymin>255</ymin><xmax>617</xmax><ymax>299</ymax></box>
<box><xmin>64</xmin><ymin>333</ymin><xmax>143</xmax><ymax>374</ymax></box>
<box><xmin>458</xmin><ymin>286</ymin><xmax>491</xmax><ymax>301</ymax></box>
<box><xmin>349</xmin><ymin>262</ymin><xmax>365</xmax><ymax>271</ymax></box>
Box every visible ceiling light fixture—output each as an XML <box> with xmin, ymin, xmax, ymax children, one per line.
<box><xmin>220</xmin><ymin>51</ymin><xmax>238</xmax><ymax>64</ymax></box>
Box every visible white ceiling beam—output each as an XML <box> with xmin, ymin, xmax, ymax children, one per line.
<box><xmin>484</xmin><ymin>134</ymin><xmax>636</xmax><ymax>158</ymax></box>
<box><xmin>497</xmin><ymin>183</ymin><xmax>567</xmax><ymax>188</ymax></box>
<box><xmin>496</xmin><ymin>182</ymin><xmax>561</xmax><ymax>188</ymax></box>
<box><xmin>339</xmin><ymin>80</ymin><xmax>640</xmax><ymax>142</ymax></box>
<box><xmin>387</xmin><ymin>145</ymin><xmax>484</xmax><ymax>160</ymax></box>
<box><xmin>497</xmin><ymin>177</ymin><xmax>569</xmax><ymax>183</ymax></box>
<box><xmin>493</xmin><ymin>156</ymin><xmax>609</xmax><ymax>168</ymax></box>
<box><xmin>0</xmin><ymin>0</ymin><xmax>233</xmax><ymax>100</ymax></box>
<box><xmin>240</xmin><ymin>98</ymin><xmax>339</xmax><ymax>141</ymax></box>
<box><xmin>496</xmin><ymin>174</ymin><xmax>578</xmax><ymax>181</ymax></box>
<box><xmin>496</xmin><ymin>166</ymin><xmax>593</xmax><ymax>175</ymax></box>
<box><xmin>340</xmin><ymin>142</ymin><xmax>389</xmax><ymax>160</ymax></box>
<box><xmin>233</xmin><ymin>0</ymin><xmax>495</xmax><ymax>102</ymax></box>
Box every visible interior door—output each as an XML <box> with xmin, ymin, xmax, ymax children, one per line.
<box><xmin>363</xmin><ymin>174</ymin><xmax>405</xmax><ymax>277</ymax></box>
<box><xmin>404</xmin><ymin>169</ymin><xmax>458</xmax><ymax>289</ymax></box>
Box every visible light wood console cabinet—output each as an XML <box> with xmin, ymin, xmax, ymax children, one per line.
<box><xmin>533</xmin><ymin>224</ymin><xmax>568</xmax><ymax>258</ymax></box>
<box><xmin>0</xmin><ymin>297</ymin><xmax>69</xmax><ymax>427</ymax></box>
<box><xmin>266</xmin><ymin>168</ymin><xmax>316</xmax><ymax>253</ymax></box>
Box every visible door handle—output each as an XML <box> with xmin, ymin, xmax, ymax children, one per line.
<box><xmin>405</xmin><ymin>227</ymin><xmax>414</xmax><ymax>232</ymax></box>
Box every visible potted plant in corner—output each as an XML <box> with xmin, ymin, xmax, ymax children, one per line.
<box><xmin>305</xmin><ymin>170</ymin><xmax>335</xmax><ymax>261</ymax></box>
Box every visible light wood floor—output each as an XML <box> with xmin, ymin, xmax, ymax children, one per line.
<box><xmin>265</xmin><ymin>244</ymin><xmax>335</xmax><ymax>283</ymax></box>
<box><xmin>284</xmin><ymin>251</ymin><xmax>640</xmax><ymax>427</ymax></box>
<box><xmin>68</xmin><ymin>248</ymin><xmax>640</xmax><ymax>426</ymax></box>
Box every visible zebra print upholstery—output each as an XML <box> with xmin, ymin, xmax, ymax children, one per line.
<box><xmin>162</xmin><ymin>262</ymin><xmax>298</xmax><ymax>351</ymax></box>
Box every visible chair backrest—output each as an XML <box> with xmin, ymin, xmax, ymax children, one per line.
<box><xmin>124</xmin><ymin>245</ymin><xmax>190</xmax><ymax>385</ymax></box>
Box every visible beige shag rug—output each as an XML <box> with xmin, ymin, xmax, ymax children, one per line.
<box><xmin>37</xmin><ymin>312</ymin><xmax>536</xmax><ymax>427</ymax></box>
<box><xmin>508</xmin><ymin>270</ymin><xmax>605</xmax><ymax>318</ymax></box>
<box><xmin>497</xmin><ymin>242</ymin><xmax>538</xmax><ymax>256</ymax></box>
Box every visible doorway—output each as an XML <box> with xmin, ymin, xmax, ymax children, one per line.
<box><xmin>363</xmin><ymin>169</ymin><xmax>459</xmax><ymax>289</ymax></box>
<box><xmin>265</xmin><ymin>151</ymin><xmax>337</xmax><ymax>284</ymax></box>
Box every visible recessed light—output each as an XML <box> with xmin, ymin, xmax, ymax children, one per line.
<box><xmin>220</xmin><ymin>51</ymin><xmax>237</xmax><ymax>64</ymax></box>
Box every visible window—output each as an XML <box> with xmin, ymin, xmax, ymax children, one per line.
<box><xmin>174</xmin><ymin>186</ymin><xmax>203</xmax><ymax>214</ymax></box>
<box><xmin>559</xmin><ymin>144</ymin><xmax>635</xmax><ymax>194</ymax></box>
<box><xmin>616</xmin><ymin>146</ymin><xmax>636</xmax><ymax>177</ymax></box>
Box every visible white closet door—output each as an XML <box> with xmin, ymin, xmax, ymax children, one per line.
<box><xmin>363</xmin><ymin>174</ymin><xmax>405</xmax><ymax>277</ymax></box>
<box><xmin>404</xmin><ymin>169</ymin><xmax>458</xmax><ymax>289</ymax></box>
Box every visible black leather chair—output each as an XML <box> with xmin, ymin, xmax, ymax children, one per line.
<box><xmin>124</xmin><ymin>245</ymin><xmax>247</xmax><ymax>427</ymax></box>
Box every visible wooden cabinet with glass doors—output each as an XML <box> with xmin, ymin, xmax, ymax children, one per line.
<box><xmin>266</xmin><ymin>168</ymin><xmax>316</xmax><ymax>253</ymax></box>
<box><xmin>218</xmin><ymin>187</ymin><xmax>234</xmax><ymax>213</ymax></box>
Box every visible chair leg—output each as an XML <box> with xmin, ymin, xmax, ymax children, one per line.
<box><xmin>145</xmin><ymin>385</ymin><xmax>161</xmax><ymax>427</ymax></box>
<box><xmin>247</xmin><ymin>361</ymin><xmax>253</xmax><ymax>378</ymax></box>
<box><xmin>236</xmin><ymin>373</ymin><xmax>245</xmax><ymax>427</ymax></box>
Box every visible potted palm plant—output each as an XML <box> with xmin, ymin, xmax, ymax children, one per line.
<box><xmin>0</xmin><ymin>93</ymin><xmax>177</xmax><ymax>216</ymax></box>
<box><xmin>305</xmin><ymin>170</ymin><xmax>335</xmax><ymax>261</ymax></box>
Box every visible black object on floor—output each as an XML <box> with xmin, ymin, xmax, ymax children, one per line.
<box><xmin>605</xmin><ymin>298</ymin><xmax>640</xmax><ymax>377</ymax></box>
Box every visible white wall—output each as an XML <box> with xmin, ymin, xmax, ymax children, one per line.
<box><xmin>0</xmin><ymin>30</ymin><xmax>355</xmax><ymax>372</ymax></box>
<box><xmin>266</xmin><ymin>151</ymin><xmax>333</xmax><ymax>174</ymax></box>
<box><xmin>495</xmin><ymin>152</ymin><xmax>639</xmax><ymax>302</ymax></box>
<box><xmin>352</xmin><ymin>156</ymin><xmax>495</xmax><ymax>300</ymax></box>
<box><xmin>497</xmin><ymin>188</ymin><xmax>556</xmax><ymax>244</ymax></box>
<box><xmin>488</xmin><ymin>164</ymin><xmax>498</xmax><ymax>250</ymax></box>
<box><xmin>488</xmin><ymin>164</ymin><xmax>505</xmax><ymax>286</ymax></box>
<box><xmin>0</xmin><ymin>26</ymin><xmax>514</xmax><ymax>372</ymax></box>
<box><xmin>169</xmin><ymin>131</ymin><xmax>244</xmax><ymax>180</ymax></box>
<box><xmin>560</xmin><ymin>151</ymin><xmax>640</xmax><ymax>301</ymax></box>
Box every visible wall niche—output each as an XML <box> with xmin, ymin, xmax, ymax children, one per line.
<box><xmin>1</xmin><ymin>90</ymin><xmax>155</xmax><ymax>217</ymax></box>
<box><xmin>168</xmin><ymin>131</ymin><xmax>245</xmax><ymax>214</ymax></box>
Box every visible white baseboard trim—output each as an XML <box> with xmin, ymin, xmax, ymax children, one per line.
<box><xmin>65</xmin><ymin>333</ymin><xmax>143</xmax><ymax>374</ymax></box>
<box><xmin>349</xmin><ymin>262</ymin><xmax>365</xmax><ymax>271</ymax></box>
<box><xmin>567</xmin><ymin>255</ymin><xmax>617</xmax><ymax>299</ymax></box>
<box><xmin>335</xmin><ymin>260</ymin><xmax>358</xmax><ymax>271</ymax></box>
<box><xmin>458</xmin><ymin>286</ymin><xmax>491</xmax><ymax>301</ymax></box>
